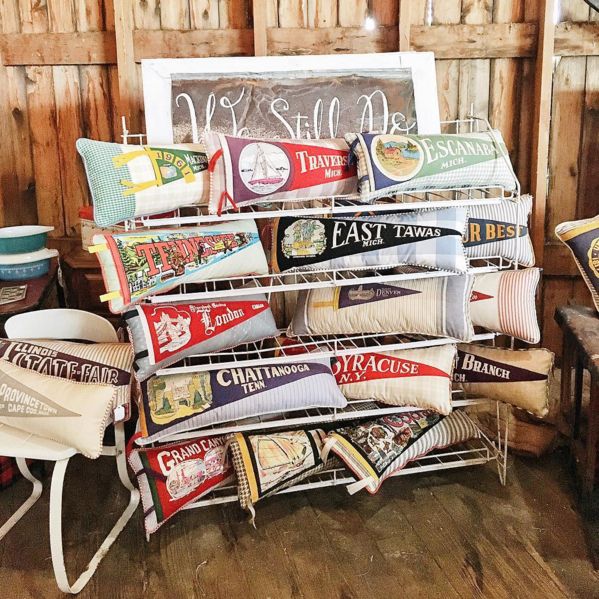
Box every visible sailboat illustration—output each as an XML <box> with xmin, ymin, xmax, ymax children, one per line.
<box><xmin>249</xmin><ymin>144</ymin><xmax>285</xmax><ymax>187</ymax></box>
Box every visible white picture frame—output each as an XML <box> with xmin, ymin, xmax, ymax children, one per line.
<box><xmin>142</xmin><ymin>52</ymin><xmax>440</xmax><ymax>144</ymax></box>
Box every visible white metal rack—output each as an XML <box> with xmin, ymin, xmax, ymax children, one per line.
<box><xmin>128</xmin><ymin>116</ymin><xmax>518</xmax><ymax>508</ymax></box>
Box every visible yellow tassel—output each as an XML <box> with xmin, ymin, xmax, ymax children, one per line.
<box><xmin>88</xmin><ymin>243</ymin><xmax>108</xmax><ymax>254</ymax></box>
<box><xmin>100</xmin><ymin>290</ymin><xmax>121</xmax><ymax>302</ymax></box>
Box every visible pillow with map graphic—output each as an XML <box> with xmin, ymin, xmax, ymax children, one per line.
<box><xmin>345</xmin><ymin>130</ymin><xmax>517</xmax><ymax>203</ymax></box>
<box><xmin>0</xmin><ymin>360</ymin><xmax>115</xmax><ymax>459</ymax></box>
<box><xmin>128</xmin><ymin>434</ymin><xmax>234</xmax><ymax>537</ymax></box>
<box><xmin>203</xmin><ymin>132</ymin><xmax>358</xmax><ymax>215</ymax></box>
<box><xmin>270</xmin><ymin>207</ymin><xmax>468</xmax><ymax>274</ymax></box>
<box><xmin>555</xmin><ymin>214</ymin><xmax>599</xmax><ymax>312</ymax></box>
<box><xmin>229</xmin><ymin>427</ymin><xmax>340</xmax><ymax>517</ymax></box>
<box><xmin>77</xmin><ymin>139</ymin><xmax>209</xmax><ymax>227</ymax></box>
<box><xmin>332</xmin><ymin>345</ymin><xmax>456</xmax><ymax>415</ymax></box>
<box><xmin>125</xmin><ymin>293</ymin><xmax>278</xmax><ymax>381</ymax></box>
<box><xmin>470</xmin><ymin>268</ymin><xmax>541</xmax><ymax>343</ymax></box>
<box><xmin>464</xmin><ymin>195</ymin><xmax>535</xmax><ymax>267</ymax></box>
<box><xmin>288</xmin><ymin>275</ymin><xmax>474</xmax><ymax>342</ymax></box>
<box><xmin>89</xmin><ymin>220</ymin><xmax>268</xmax><ymax>313</ymax></box>
<box><xmin>321</xmin><ymin>410</ymin><xmax>441</xmax><ymax>494</ymax></box>
<box><xmin>453</xmin><ymin>344</ymin><xmax>554</xmax><ymax>417</ymax></box>
<box><xmin>136</xmin><ymin>359</ymin><xmax>347</xmax><ymax>445</ymax></box>
<box><xmin>324</xmin><ymin>410</ymin><xmax>479</xmax><ymax>495</ymax></box>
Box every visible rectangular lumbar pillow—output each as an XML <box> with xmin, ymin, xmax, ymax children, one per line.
<box><xmin>128</xmin><ymin>434</ymin><xmax>234</xmax><ymax>537</ymax></box>
<box><xmin>0</xmin><ymin>360</ymin><xmax>115</xmax><ymax>458</ymax></box>
<box><xmin>453</xmin><ymin>344</ymin><xmax>554</xmax><ymax>417</ymax></box>
<box><xmin>555</xmin><ymin>214</ymin><xmax>599</xmax><ymax>311</ymax></box>
<box><xmin>332</xmin><ymin>345</ymin><xmax>456</xmax><ymax>415</ymax></box>
<box><xmin>288</xmin><ymin>275</ymin><xmax>474</xmax><ymax>342</ymax></box>
<box><xmin>0</xmin><ymin>339</ymin><xmax>133</xmax><ymax>415</ymax></box>
<box><xmin>203</xmin><ymin>132</ymin><xmax>358</xmax><ymax>214</ymax></box>
<box><xmin>324</xmin><ymin>410</ymin><xmax>479</xmax><ymax>495</ymax></box>
<box><xmin>470</xmin><ymin>268</ymin><xmax>541</xmax><ymax>343</ymax></box>
<box><xmin>345</xmin><ymin>130</ymin><xmax>517</xmax><ymax>202</ymax></box>
<box><xmin>89</xmin><ymin>220</ymin><xmax>268</xmax><ymax>313</ymax></box>
<box><xmin>229</xmin><ymin>427</ymin><xmax>338</xmax><ymax>516</ymax></box>
<box><xmin>76</xmin><ymin>139</ymin><xmax>209</xmax><ymax>227</ymax></box>
<box><xmin>125</xmin><ymin>293</ymin><xmax>278</xmax><ymax>381</ymax></box>
<box><xmin>463</xmin><ymin>195</ymin><xmax>535</xmax><ymax>267</ymax></box>
<box><xmin>270</xmin><ymin>207</ymin><xmax>469</xmax><ymax>274</ymax></box>
<box><xmin>137</xmin><ymin>358</ymin><xmax>347</xmax><ymax>444</ymax></box>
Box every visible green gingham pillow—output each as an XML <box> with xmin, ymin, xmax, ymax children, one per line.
<box><xmin>77</xmin><ymin>139</ymin><xmax>209</xmax><ymax>227</ymax></box>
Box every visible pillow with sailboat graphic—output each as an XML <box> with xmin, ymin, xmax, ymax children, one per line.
<box><xmin>77</xmin><ymin>139</ymin><xmax>209</xmax><ymax>227</ymax></box>
<box><xmin>345</xmin><ymin>130</ymin><xmax>517</xmax><ymax>203</ymax></box>
<box><xmin>288</xmin><ymin>275</ymin><xmax>474</xmax><ymax>342</ymax></box>
<box><xmin>136</xmin><ymin>359</ymin><xmax>347</xmax><ymax>445</ymax></box>
<box><xmin>128</xmin><ymin>434</ymin><xmax>234</xmax><ymax>537</ymax></box>
<box><xmin>270</xmin><ymin>207</ymin><xmax>469</xmax><ymax>274</ymax></box>
<box><xmin>464</xmin><ymin>195</ymin><xmax>535</xmax><ymax>267</ymax></box>
<box><xmin>89</xmin><ymin>220</ymin><xmax>268</xmax><ymax>313</ymax></box>
<box><xmin>332</xmin><ymin>345</ymin><xmax>456</xmax><ymax>415</ymax></box>
<box><xmin>453</xmin><ymin>344</ymin><xmax>554</xmax><ymax>417</ymax></box>
<box><xmin>203</xmin><ymin>132</ymin><xmax>358</xmax><ymax>215</ymax></box>
<box><xmin>125</xmin><ymin>293</ymin><xmax>278</xmax><ymax>382</ymax></box>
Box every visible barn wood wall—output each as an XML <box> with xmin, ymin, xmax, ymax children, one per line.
<box><xmin>0</xmin><ymin>0</ymin><xmax>597</xmax><ymax>355</ymax></box>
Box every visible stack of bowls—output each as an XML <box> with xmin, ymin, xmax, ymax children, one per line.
<box><xmin>0</xmin><ymin>226</ymin><xmax>58</xmax><ymax>281</ymax></box>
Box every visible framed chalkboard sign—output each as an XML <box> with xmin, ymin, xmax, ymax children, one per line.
<box><xmin>142</xmin><ymin>53</ymin><xmax>440</xmax><ymax>144</ymax></box>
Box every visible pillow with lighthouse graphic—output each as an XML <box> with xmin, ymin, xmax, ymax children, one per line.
<box><xmin>128</xmin><ymin>434</ymin><xmax>234</xmax><ymax>536</ymax></box>
<box><xmin>332</xmin><ymin>345</ymin><xmax>456</xmax><ymax>415</ymax></box>
<box><xmin>453</xmin><ymin>344</ymin><xmax>554</xmax><ymax>417</ymax></box>
<box><xmin>89</xmin><ymin>220</ymin><xmax>268</xmax><ymax>313</ymax></box>
<box><xmin>125</xmin><ymin>293</ymin><xmax>278</xmax><ymax>381</ymax></box>
<box><xmin>76</xmin><ymin>139</ymin><xmax>209</xmax><ymax>227</ymax></box>
<box><xmin>464</xmin><ymin>195</ymin><xmax>535</xmax><ymax>267</ymax></box>
<box><xmin>345</xmin><ymin>130</ymin><xmax>517</xmax><ymax>203</ymax></box>
<box><xmin>470</xmin><ymin>268</ymin><xmax>541</xmax><ymax>343</ymax></box>
<box><xmin>136</xmin><ymin>358</ymin><xmax>347</xmax><ymax>445</ymax></box>
<box><xmin>271</xmin><ymin>207</ymin><xmax>469</xmax><ymax>274</ymax></box>
<box><xmin>288</xmin><ymin>274</ymin><xmax>474</xmax><ymax>342</ymax></box>
<box><xmin>203</xmin><ymin>132</ymin><xmax>358</xmax><ymax>215</ymax></box>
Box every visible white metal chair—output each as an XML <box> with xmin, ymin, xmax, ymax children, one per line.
<box><xmin>0</xmin><ymin>308</ymin><xmax>140</xmax><ymax>594</ymax></box>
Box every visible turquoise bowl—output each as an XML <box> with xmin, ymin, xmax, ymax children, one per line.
<box><xmin>0</xmin><ymin>248</ymin><xmax>58</xmax><ymax>281</ymax></box>
<box><xmin>0</xmin><ymin>225</ymin><xmax>54</xmax><ymax>254</ymax></box>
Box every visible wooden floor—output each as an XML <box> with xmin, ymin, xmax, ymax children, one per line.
<box><xmin>0</xmin><ymin>449</ymin><xmax>598</xmax><ymax>599</ymax></box>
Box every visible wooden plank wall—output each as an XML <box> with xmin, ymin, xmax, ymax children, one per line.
<box><xmin>0</xmin><ymin>0</ymin><xmax>597</xmax><ymax>355</ymax></box>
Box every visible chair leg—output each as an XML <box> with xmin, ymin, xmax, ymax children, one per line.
<box><xmin>49</xmin><ymin>452</ymin><xmax>140</xmax><ymax>594</ymax></box>
<box><xmin>0</xmin><ymin>457</ymin><xmax>43</xmax><ymax>540</ymax></box>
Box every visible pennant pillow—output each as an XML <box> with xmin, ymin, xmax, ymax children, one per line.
<box><xmin>464</xmin><ymin>195</ymin><xmax>535</xmax><ymax>267</ymax></box>
<box><xmin>270</xmin><ymin>207</ymin><xmax>469</xmax><ymax>274</ymax></box>
<box><xmin>229</xmin><ymin>427</ymin><xmax>339</xmax><ymax>516</ymax></box>
<box><xmin>0</xmin><ymin>360</ymin><xmax>115</xmax><ymax>458</ymax></box>
<box><xmin>454</xmin><ymin>344</ymin><xmax>554</xmax><ymax>417</ymax></box>
<box><xmin>470</xmin><ymin>268</ymin><xmax>541</xmax><ymax>343</ymax></box>
<box><xmin>128</xmin><ymin>434</ymin><xmax>234</xmax><ymax>537</ymax></box>
<box><xmin>89</xmin><ymin>220</ymin><xmax>268</xmax><ymax>313</ymax></box>
<box><xmin>332</xmin><ymin>345</ymin><xmax>456</xmax><ymax>415</ymax></box>
<box><xmin>203</xmin><ymin>132</ymin><xmax>358</xmax><ymax>214</ymax></box>
<box><xmin>325</xmin><ymin>410</ymin><xmax>479</xmax><ymax>494</ymax></box>
<box><xmin>288</xmin><ymin>274</ymin><xmax>474</xmax><ymax>342</ymax></box>
<box><xmin>345</xmin><ymin>130</ymin><xmax>517</xmax><ymax>203</ymax></box>
<box><xmin>137</xmin><ymin>359</ymin><xmax>347</xmax><ymax>444</ymax></box>
<box><xmin>77</xmin><ymin>139</ymin><xmax>209</xmax><ymax>227</ymax></box>
<box><xmin>555</xmin><ymin>214</ymin><xmax>599</xmax><ymax>311</ymax></box>
<box><xmin>125</xmin><ymin>293</ymin><xmax>278</xmax><ymax>381</ymax></box>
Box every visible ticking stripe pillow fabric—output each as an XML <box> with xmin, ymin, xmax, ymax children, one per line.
<box><xmin>288</xmin><ymin>274</ymin><xmax>475</xmax><ymax>342</ymax></box>
<box><xmin>464</xmin><ymin>195</ymin><xmax>535</xmax><ymax>267</ymax></box>
<box><xmin>270</xmin><ymin>207</ymin><xmax>469</xmax><ymax>274</ymax></box>
<box><xmin>77</xmin><ymin>139</ymin><xmax>209</xmax><ymax>227</ymax></box>
<box><xmin>470</xmin><ymin>268</ymin><xmax>541</xmax><ymax>343</ymax></box>
<box><xmin>345</xmin><ymin>130</ymin><xmax>517</xmax><ymax>203</ymax></box>
<box><xmin>332</xmin><ymin>345</ymin><xmax>456</xmax><ymax>415</ymax></box>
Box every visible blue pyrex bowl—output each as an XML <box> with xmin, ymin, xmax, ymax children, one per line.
<box><xmin>0</xmin><ymin>225</ymin><xmax>54</xmax><ymax>254</ymax></box>
<box><xmin>0</xmin><ymin>248</ymin><xmax>58</xmax><ymax>281</ymax></box>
